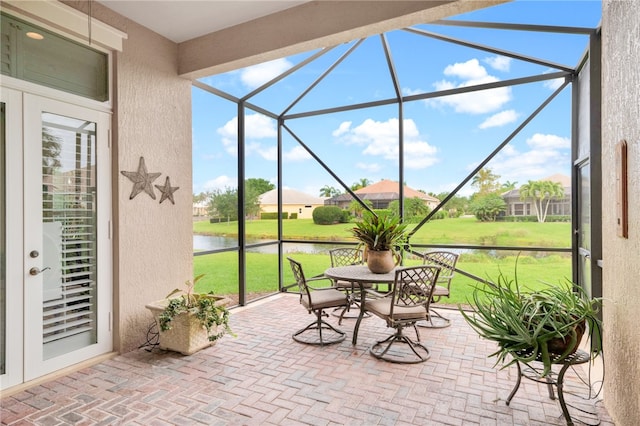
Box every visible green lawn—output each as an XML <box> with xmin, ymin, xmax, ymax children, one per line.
<box><xmin>194</xmin><ymin>251</ymin><xmax>572</xmax><ymax>308</ymax></box>
<box><xmin>193</xmin><ymin>217</ymin><xmax>573</xmax><ymax>306</ymax></box>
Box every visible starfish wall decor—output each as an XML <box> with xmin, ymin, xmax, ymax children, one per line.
<box><xmin>121</xmin><ymin>156</ymin><xmax>180</xmax><ymax>204</ymax></box>
<box><xmin>155</xmin><ymin>176</ymin><xmax>180</xmax><ymax>204</ymax></box>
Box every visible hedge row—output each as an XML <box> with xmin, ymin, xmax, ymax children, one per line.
<box><xmin>260</xmin><ymin>212</ymin><xmax>299</xmax><ymax>220</ymax></box>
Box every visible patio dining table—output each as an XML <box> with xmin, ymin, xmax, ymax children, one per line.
<box><xmin>324</xmin><ymin>265</ymin><xmax>397</xmax><ymax>345</ymax></box>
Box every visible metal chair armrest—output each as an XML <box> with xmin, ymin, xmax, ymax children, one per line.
<box><xmin>306</xmin><ymin>275</ymin><xmax>340</xmax><ymax>290</ymax></box>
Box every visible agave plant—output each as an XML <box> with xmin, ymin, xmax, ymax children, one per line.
<box><xmin>350</xmin><ymin>211</ymin><xmax>408</xmax><ymax>253</ymax></box>
<box><xmin>460</xmin><ymin>269</ymin><xmax>602</xmax><ymax>377</ymax></box>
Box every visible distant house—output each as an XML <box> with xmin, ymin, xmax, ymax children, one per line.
<box><xmin>326</xmin><ymin>179</ymin><xmax>440</xmax><ymax>210</ymax></box>
<box><xmin>502</xmin><ymin>173</ymin><xmax>571</xmax><ymax>217</ymax></box>
<box><xmin>193</xmin><ymin>201</ymin><xmax>208</xmax><ymax>217</ymax></box>
<box><xmin>259</xmin><ymin>188</ymin><xmax>326</xmax><ymax>219</ymax></box>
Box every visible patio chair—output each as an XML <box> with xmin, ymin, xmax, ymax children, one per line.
<box><xmin>287</xmin><ymin>257</ymin><xmax>350</xmax><ymax>345</ymax></box>
<box><xmin>419</xmin><ymin>251</ymin><xmax>459</xmax><ymax>328</ymax></box>
<box><xmin>364</xmin><ymin>265</ymin><xmax>440</xmax><ymax>363</ymax></box>
<box><xmin>328</xmin><ymin>247</ymin><xmax>372</xmax><ymax>324</ymax></box>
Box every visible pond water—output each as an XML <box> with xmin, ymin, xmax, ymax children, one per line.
<box><xmin>193</xmin><ymin>235</ymin><xmax>479</xmax><ymax>256</ymax></box>
<box><xmin>193</xmin><ymin>235</ymin><xmax>342</xmax><ymax>254</ymax></box>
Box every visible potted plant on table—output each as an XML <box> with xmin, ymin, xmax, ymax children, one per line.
<box><xmin>351</xmin><ymin>211</ymin><xmax>408</xmax><ymax>273</ymax></box>
<box><xmin>460</xmin><ymin>268</ymin><xmax>602</xmax><ymax>377</ymax></box>
<box><xmin>146</xmin><ymin>274</ymin><xmax>235</xmax><ymax>355</ymax></box>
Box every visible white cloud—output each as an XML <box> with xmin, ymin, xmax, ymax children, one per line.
<box><xmin>437</xmin><ymin>181</ymin><xmax>475</xmax><ymax>197</ymax></box>
<box><xmin>527</xmin><ymin>133</ymin><xmax>570</xmax><ymax>149</ymax></box>
<box><xmin>543</xmin><ymin>68</ymin><xmax>565</xmax><ymax>90</ymax></box>
<box><xmin>430</xmin><ymin>59</ymin><xmax>512</xmax><ymax>114</ymax></box>
<box><xmin>202</xmin><ymin>175</ymin><xmax>237</xmax><ymax>192</ymax></box>
<box><xmin>256</xmin><ymin>145</ymin><xmax>278</xmax><ymax>161</ymax></box>
<box><xmin>217</xmin><ymin>114</ymin><xmax>277</xmax><ymax>157</ymax></box>
<box><xmin>501</xmin><ymin>144</ymin><xmax>519</xmax><ymax>156</ymax></box>
<box><xmin>479</xmin><ymin>110</ymin><xmax>519</xmax><ymax>129</ymax></box>
<box><xmin>356</xmin><ymin>162</ymin><xmax>382</xmax><ymax>173</ymax></box>
<box><xmin>402</xmin><ymin>87</ymin><xmax>423</xmax><ymax>97</ymax></box>
<box><xmin>332</xmin><ymin>121</ymin><xmax>352</xmax><ymax>137</ymax></box>
<box><xmin>484</xmin><ymin>56</ymin><xmax>512</xmax><ymax>72</ymax></box>
<box><xmin>240</xmin><ymin>58</ymin><xmax>293</xmax><ymax>89</ymax></box>
<box><xmin>333</xmin><ymin>118</ymin><xmax>438</xmax><ymax>170</ymax></box>
<box><xmin>284</xmin><ymin>145</ymin><xmax>312</xmax><ymax>161</ymax></box>
<box><xmin>245</xmin><ymin>114</ymin><xmax>278</xmax><ymax>139</ymax></box>
<box><xmin>217</xmin><ymin>118</ymin><xmax>239</xmax><ymax>155</ymax></box>
<box><xmin>444</xmin><ymin>58</ymin><xmax>488</xmax><ymax>80</ymax></box>
<box><xmin>543</xmin><ymin>78</ymin><xmax>564</xmax><ymax>90</ymax></box>
<box><xmin>485</xmin><ymin>133</ymin><xmax>571</xmax><ymax>184</ymax></box>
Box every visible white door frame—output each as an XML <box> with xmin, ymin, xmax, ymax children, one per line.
<box><xmin>0</xmin><ymin>89</ymin><xmax>113</xmax><ymax>388</ymax></box>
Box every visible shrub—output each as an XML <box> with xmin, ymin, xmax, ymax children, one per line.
<box><xmin>431</xmin><ymin>210</ymin><xmax>447</xmax><ymax>220</ymax></box>
<box><xmin>469</xmin><ymin>193</ymin><xmax>507</xmax><ymax>221</ymax></box>
<box><xmin>373</xmin><ymin>208</ymin><xmax>393</xmax><ymax>217</ymax></box>
<box><xmin>313</xmin><ymin>206</ymin><xmax>348</xmax><ymax>224</ymax></box>
<box><xmin>289</xmin><ymin>212</ymin><xmax>298</xmax><ymax>219</ymax></box>
<box><xmin>260</xmin><ymin>212</ymin><xmax>287</xmax><ymax>220</ymax></box>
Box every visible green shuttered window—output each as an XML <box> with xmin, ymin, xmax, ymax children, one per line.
<box><xmin>1</xmin><ymin>13</ymin><xmax>108</xmax><ymax>102</ymax></box>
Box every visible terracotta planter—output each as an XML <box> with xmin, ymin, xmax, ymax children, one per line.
<box><xmin>146</xmin><ymin>295</ymin><xmax>232</xmax><ymax>355</ymax></box>
<box><xmin>366</xmin><ymin>249</ymin><xmax>399</xmax><ymax>274</ymax></box>
<box><xmin>513</xmin><ymin>320</ymin><xmax>587</xmax><ymax>363</ymax></box>
<box><xmin>547</xmin><ymin>320</ymin><xmax>586</xmax><ymax>356</ymax></box>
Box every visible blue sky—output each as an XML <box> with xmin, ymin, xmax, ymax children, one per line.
<box><xmin>192</xmin><ymin>0</ymin><xmax>602</xmax><ymax>198</ymax></box>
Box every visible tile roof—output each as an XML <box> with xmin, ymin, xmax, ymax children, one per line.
<box><xmin>354</xmin><ymin>179</ymin><xmax>439</xmax><ymax>202</ymax></box>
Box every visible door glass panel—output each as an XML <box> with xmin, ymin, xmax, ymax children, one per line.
<box><xmin>41</xmin><ymin>112</ymin><xmax>97</xmax><ymax>359</ymax></box>
<box><xmin>1</xmin><ymin>102</ymin><xmax>6</xmax><ymax>374</ymax></box>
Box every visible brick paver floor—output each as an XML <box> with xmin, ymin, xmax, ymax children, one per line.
<box><xmin>1</xmin><ymin>293</ymin><xmax>613</xmax><ymax>425</ymax></box>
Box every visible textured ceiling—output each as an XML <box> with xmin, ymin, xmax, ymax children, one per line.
<box><xmin>97</xmin><ymin>1</ymin><xmax>310</xmax><ymax>43</ymax></box>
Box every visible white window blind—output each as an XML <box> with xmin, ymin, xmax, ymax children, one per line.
<box><xmin>41</xmin><ymin>114</ymin><xmax>97</xmax><ymax>350</ymax></box>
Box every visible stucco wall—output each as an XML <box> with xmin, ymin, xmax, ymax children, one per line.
<box><xmin>261</xmin><ymin>204</ymin><xmax>322</xmax><ymax>220</ymax></box>
<box><xmin>601</xmin><ymin>1</ymin><xmax>640</xmax><ymax>424</ymax></box>
<box><xmin>103</xmin><ymin>14</ymin><xmax>193</xmax><ymax>352</ymax></box>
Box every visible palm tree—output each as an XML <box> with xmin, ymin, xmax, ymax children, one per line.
<box><xmin>349</xmin><ymin>199</ymin><xmax>373</xmax><ymax>218</ymax></box>
<box><xmin>519</xmin><ymin>180</ymin><xmax>564</xmax><ymax>222</ymax></box>
<box><xmin>501</xmin><ymin>180</ymin><xmax>518</xmax><ymax>192</ymax></box>
<box><xmin>540</xmin><ymin>181</ymin><xmax>564</xmax><ymax>221</ymax></box>
<box><xmin>319</xmin><ymin>185</ymin><xmax>340</xmax><ymax>198</ymax></box>
<box><xmin>350</xmin><ymin>178</ymin><xmax>371</xmax><ymax>191</ymax></box>
<box><xmin>472</xmin><ymin>168</ymin><xmax>501</xmax><ymax>195</ymax></box>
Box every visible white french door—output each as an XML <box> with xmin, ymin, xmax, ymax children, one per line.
<box><xmin>1</xmin><ymin>88</ymin><xmax>112</xmax><ymax>389</ymax></box>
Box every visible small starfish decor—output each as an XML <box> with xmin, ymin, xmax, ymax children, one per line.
<box><xmin>155</xmin><ymin>176</ymin><xmax>180</xmax><ymax>204</ymax></box>
<box><xmin>120</xmin><ymin>157</ymin><xmax>161</xmax><ymax>200</ymax></box>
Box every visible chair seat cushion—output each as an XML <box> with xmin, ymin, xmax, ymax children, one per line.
<box><xmin>303</xmin><ymin>288</ymin><xmax>348</xmax><ymax>310</ymax></box>
<box><xmin>432</xmin><ymin>285</ymin><xmax>449</xmax><ymax>297</ymax></box>
<box><xmin>364</xmin><ymin>298</ymin><xmax>428</xmax><ymax>321</ymax></box>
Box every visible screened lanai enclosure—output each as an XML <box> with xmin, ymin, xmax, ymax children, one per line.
<box><xmin>191</xmin><ymin>5</ymin><xmax>601</xmax><ymax>307</ymax></box>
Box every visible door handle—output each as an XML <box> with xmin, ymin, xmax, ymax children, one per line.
<box><xmin>29</xmin><ymin>267</ymin><xmax>51</xmax><ymax>276</ymax></box>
